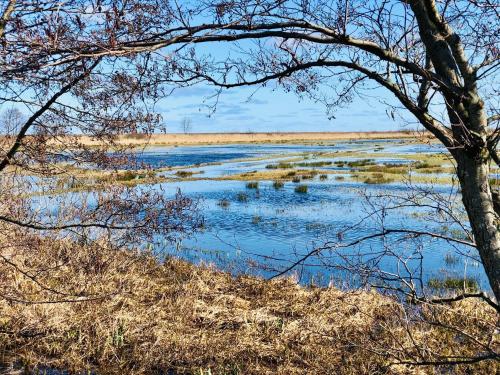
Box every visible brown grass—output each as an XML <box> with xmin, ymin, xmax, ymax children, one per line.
<box><xmin>72</xmin><ymin>131</ymin><xmax>426</xmax><ymax>147</ymax></box>
<box><xmin>0</xmin><ymin>234</ymin><xmax>497</xmax><ymax>374</ymax></box>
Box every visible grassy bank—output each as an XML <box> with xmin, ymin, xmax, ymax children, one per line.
<box><xmin>0</xmin><ymin>234</ymin><xmax>497</xmax><ymax>374</ymax></box>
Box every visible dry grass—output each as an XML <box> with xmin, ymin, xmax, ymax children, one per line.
<box><xmin>71</xmin><ymin>131</ymin><xmax>424</xmax><ymax>147</ymax></box>
<box><xmin>0</xmin><ymin>234</ymin><xmax>497</xmax><ymax>374</ymax></box>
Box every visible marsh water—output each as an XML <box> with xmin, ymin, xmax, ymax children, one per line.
<box><xmin>134</xmin><ymin>139</ymin><xmax>487</xmax><ymax>292</ymax></box>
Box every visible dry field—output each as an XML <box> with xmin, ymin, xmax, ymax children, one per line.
<box><xmin>0</xmin><ymin>232</ymin><xmax>497</xmax><ymax>374</ymax></box>
<box><xmin>74</xmin><ymin>131</ymin><xmax>426</xmax><ymax>147</ymax></box>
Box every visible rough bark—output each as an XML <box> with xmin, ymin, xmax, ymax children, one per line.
<box><xmin>408</xmin><ymin>0</ymin><xmax>499</xmax><ymax>301</ymax></box>
<box><xmin>454</xmin><ymin>151</ymin><xmax>500</xmax><ymax>301</ymax></box>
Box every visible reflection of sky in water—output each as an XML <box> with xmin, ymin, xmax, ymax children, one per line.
<box><xmin>110</xmin><ymin>139</ymin><xmax>488</xmax><ymax>291</ymax></box>
<box><xmin>148</xmin><ymin>179</ymin><xmax>486</xmax><ymax>292</ymax></box>
<box><xmin>134</xmin><ymin>139</ymin><xmax>443</xmax><ymax>168</ymax></box>
<box><xmin>22</xmin><ymin>138</ymin><xmax>491</xmax><ymax>298</ymax></box>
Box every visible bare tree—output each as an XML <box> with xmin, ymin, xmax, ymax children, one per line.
<box><xmin>0</xmin><ymin>1</ymin><xmax>498</xmax><ymax>370</ymax></box>
<box><xmin>181</xmin><ymin>117</ymin><xmax>193</xmax><ymax>134</ymax></box>
<box><xmin>1</xmin><ymin>0</ymin><xmax>498</xmax><ymax>302</ymax></box>
<box><xmin>0</xmin><ymin>0</ymin><xmax>214</xmax><ymax>304</ymax></box>
<box><xmin>0</xmin><ymin>108</ymin><xmax>24</xmax><ymax>135</ymax></box>
<box><xmin>133</xmin><ymin>0</ymin><xmax>500</xmax><ymax>302</ymax></box>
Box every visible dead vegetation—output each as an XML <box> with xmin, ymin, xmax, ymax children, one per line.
<box><xmin>74</xmin><ymin>131</ymin><xmax>422</xmax><ymax>147</ymax></box>
<box><xmin>0</xmin><ymin>232</ymin><xmax>497</xmax><ymax>374</ymax></box>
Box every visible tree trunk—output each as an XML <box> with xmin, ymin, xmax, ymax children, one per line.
<box><xmin>455</xmin><ymin>150</ymin><xmax>500</xmax><ymax>302</ymax></box>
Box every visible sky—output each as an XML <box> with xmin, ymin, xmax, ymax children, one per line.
<box><xmin>157</xmin><ymin>82</ymin><xmax>417</xmax><ymax>133</ymax></box>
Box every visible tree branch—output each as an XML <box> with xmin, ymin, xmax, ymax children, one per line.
<box><xmin>190</xmin><ymin>58</ymin><xmax>454</xmax><ymax>147</ymax></box>
<box><xmin>0</xmin><ymin>0</ymin><xmax>16</xmax><ymax>39</ymax></box>
<box><xmin>0</xmin><ymin>59</ymin><xmax>101</xmax><ymax>172</ymax></box>
<box><xmin>418</xmin><ymin>292</ymin><xmax>500</xmax><ymax>313</ymax></box>
<box><xmin>271</xmin><ymin>228</ymin><xmax>476</xmax><ymax>280</ymax></box>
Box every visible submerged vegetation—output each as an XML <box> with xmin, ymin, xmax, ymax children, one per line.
<box><xmin>217</xmin><ymin>198</ymin><xmax>231</xmax><ymax>208</ymax></box>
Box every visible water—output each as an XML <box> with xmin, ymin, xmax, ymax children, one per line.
<box><xmin>130</xmin><ymin>139</ymin><xmax>487</xmax><ymax>293</ymax></box>
<box><xmin>135</xmin><ymin>141</ymin><xmax>444</xmax><ymax>168</ymax></box>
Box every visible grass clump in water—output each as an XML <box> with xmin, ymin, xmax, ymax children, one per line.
<box><xmin>246</xmin><ymin>181</ymin><xmax>259</xmax><ymax>189</ymax></box>
<box><xmin>273</xmin><ymin>180</ymin><xmax>284</xmax><ymax>189</ymax></box>
<box><xmin>295</xmin><ymin>185</ymin><xmax>308</xmax><ymax>194</ymax></box>
<box><xmin>266</xmin><ymin>162</ymin><xmax>293</xmax><ymax>169</ymax></box>
<box><xmin>363</xmin><ymin>173</ymin><xmax>394</xmax><ymax>184</ymax></box>
<box><xmin>116</xmin><ymin>170</ymin><xmax>140</xmax><ymax>181</ymax></box>
<box><xmin>295</xmin><ymin>161</ymin><xmax>332</xmax><ymax>167</ymax></box>
<box><xmin>217</xmin><ymin>199</ymin><xmax>230</xmax><ymax>208</ymax></box>
<box><xmin>252</xmin><ymin>215</ymin><xmax>261</xmax><ymax>224</ymax></box>
<box><xmin>292</xmin><ymin>176</ymin><xmax>301</xmax><ymax>183</ymax></box>
<box><xmin>319</xmin><ymin>174</ymin><xmax>328</xmax><ymax>181</ymax></box>
<box><xmin>444</xmin><ymin>253</ymin><xmax>460</xmax><ymax>266</ymax></box>
<box><xmin>176</xmin><ymin>170</ymin><xmax>195</xmax><ymax>178</ymax></box>
<box><xmin>347</xmin><ymin>159</ymin><xmax>376</xmax><ymax>168</ymax></box>
<box><xmin>364</xmin><ymin>164</ymin><xmax>408</xmax><ymax>174</ymax></box>
<box><xmin>237</xmin><ymin>193</ymin><xmax>248</xmax><ymax>202</ymax></box>
<box><xmin>427</xmin><ymin>277</ymin><xmax>479</xmax><ymax>292</ymax></box>
<box><xmin>414</xmin><ymin>161</ymin><xmax>433</xmax><ymax>169</ymax></box>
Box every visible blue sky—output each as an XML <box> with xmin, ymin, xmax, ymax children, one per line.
<box><xmin>158</xmin><ymin>82</ymin><xmax>416</xmax><ymax>133</ymax></box>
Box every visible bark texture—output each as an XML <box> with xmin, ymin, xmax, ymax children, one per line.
<box><xmin>411</xmin><ymin>0</ymin><xmax>499</xmax><ymax>301</ymax></box>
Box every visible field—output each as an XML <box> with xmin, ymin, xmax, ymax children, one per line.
<box><xmin>74</xmin><ymin>131</ymin><xmax>427</xmax><ymax>147</ymax></box>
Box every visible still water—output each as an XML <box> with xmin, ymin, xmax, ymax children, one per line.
<box><xmin>135</xmin><ymin>140</ymin><xmax>486</xmax><ymax>292</ymax></box>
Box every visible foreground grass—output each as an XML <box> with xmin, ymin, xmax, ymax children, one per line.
<box><xmin>0</xmin><ymin>235</ymin><xmax>497</xmax><ymax>374</ymax></box>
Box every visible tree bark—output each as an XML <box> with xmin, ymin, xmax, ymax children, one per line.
<box><xmin>455</xmin><ymin>150</ymin><xmax>500</xmax><ymax>302</ymax></box>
